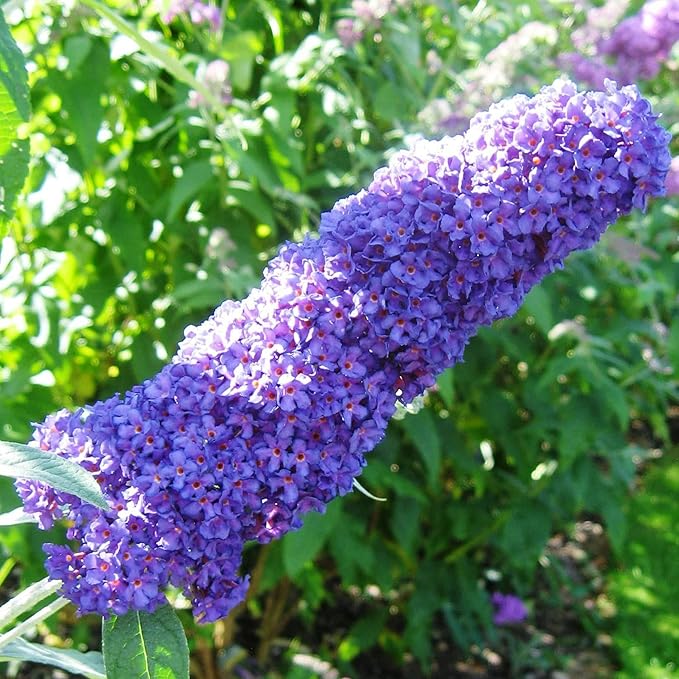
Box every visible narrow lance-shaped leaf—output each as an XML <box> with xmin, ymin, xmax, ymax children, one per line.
<box><xmin>0</xmin><ymin>597</ymin><xmax>70</xmax><ymax>650</ymax></box>
<box><xmin>0</xmin><ymin>7</ymin><xmax>30</xmax><ymax>221</ymax></box>
<box><xmin>0</xmin><ymin>638</ymin><xmax>105</xmax><ymax>679</ymax></box>
<box><xmin>0</xmin><ymin>441</ymin><xmax>108</xmax><ymax>510</ymax></box>
<box><xmin>0</xmin><ymin>506</ymin><xmax>37</xmax><ymax>526</ymax></box>
<box><xmin>102</xmin><ymin>606</ymin><xmax>189</xmax><ymax>679</ymax></box>
<box><xmin>0</xmin><ymin>577</ymin><xmax>62</xmax><ymax>630</ymax></box>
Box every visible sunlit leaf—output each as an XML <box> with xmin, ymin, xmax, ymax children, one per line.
<box><xmin>0</xmin><ymin>638</ymin><xmax>105</xmax><ymax>679</ymax></box>
<box><xmin>102</xmin><ymin>606</ymin><xmax>189</xmax><ymax>679</ymax></box>
<box><xmin>0</xmin><ymin>8</ymin><xmax>30</xmax><ymax>221</ymax></box>
<box><xmin>0</xmin><ymin>440</ymin><xmax>108</xmax><ymax>510</ymax></box>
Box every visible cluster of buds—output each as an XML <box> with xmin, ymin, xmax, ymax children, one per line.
<box><xmin>17</xmin><ymin>79</ymin><xmax>670</xmax><ymax>622</ymax></box>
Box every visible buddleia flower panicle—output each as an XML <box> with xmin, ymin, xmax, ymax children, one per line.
<box><xmin>16</xmin><ymin>78</ymin><xmax>670</xmax><ymax>622</ymax></box>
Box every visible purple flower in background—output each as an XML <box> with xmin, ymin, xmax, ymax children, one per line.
<box><xmin>558</xmin><ymin>52</ymin><xmax>619</xmax><ymax>89</ymax></box>
<box><xmin>565</xmin><ymin>0</ymin><xmax>679</xmax><ymax>86</ymax></box>
<box><xmin>352</xmin><ymin>0</ymin><xmax>408</xmax><ymax>26</ymax></box>
<box><xmin>571</xmin><ymin>0</ymin><xmax>631</xmax><ymax>52</ymax></box>
<box><xmin>491</xmin><ymin>593</ymin><xmax>528</xmax><ymax>625</ymax></box>
<box><xmin>336</xmin><ymin>0</ymin><xmax>410</xmax><ymax>45</ymax></box>
<box><xmin>188</xmin><ymin>59</ymin><xmax>233</xmax><ymax>109</ymax></box>
<box><xmin>425</xmin><ymin>50</ymin><xmax>443</xmax><ymax>75</ymax></box>
<box><xmin>598</xmin><ymin>0</ymin><xmax>679</xmax><ymax>81</ymax></box>
<box><xmin>335</xmin><ymin>18</ymin><xmax>364</xmax><ymax>48</ymax></box>
<box><xmin>162</xmin><ymin>0</ymin><xmax>221</xmax><ymax>31</ymax></box>
<box><xmin>16</xmin><ymin>79</ymin><xmax>671</xmax><ymax>623</ymax></box>
<box><xmin>665</xmin><ymin>156</ymin><xmax>679</xmax><ymax>195</ymax></box>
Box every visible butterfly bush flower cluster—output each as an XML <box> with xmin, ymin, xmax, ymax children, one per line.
<box><xmin>562</xmin><ymin>0</ymin><xmax>679</xmax><ymax>87</ymax></box>
<box><xmin>16</xmin><ymin>79</ymin><xmax>670</xmax><ymax>623</ymax></box>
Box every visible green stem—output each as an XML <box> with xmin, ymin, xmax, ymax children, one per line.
<box><xmin>318</xmin><ymin>0</ymin><xmax>332</xmax><ymax>34</ymax></box>
<box><xmin>254</xmin><ymin>0</ymin><xmax>284</xmax><ymax>55</ymax></box>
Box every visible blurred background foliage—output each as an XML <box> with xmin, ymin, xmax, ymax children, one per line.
<box><xmin>0</xmin><ymin>0</ymin><xmax>677</xmax><ymax>676</ymax></box>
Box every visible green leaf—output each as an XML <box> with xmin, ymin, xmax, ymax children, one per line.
<box><xmin>399</xmin><ymin>409</ymin><xmax>442</xmax><ymax>489</ymax></box>
<box><xmin>166</xmin><ymin>160</ymin><xmax>214</xmax><ymax>223</ymax></box>
<box><xmin>667</xmin><ymin>315</ymin><xmax>679</xmax><ymax>375</ymax></box>
<box><xmin>0</xmin><ymin>8</ymin><xmax>30</xmax><ymax>220</ymax></box>
<box><xmin>404</xmin><ymin>562</ymin><xmax>443</xmax><ymax>668</ymax></box>
<box><xmin>172</xmin><ymin>278</ymin><xmax>227</xmax><ymax>312</ymax></box>
<box><xmin>497</xmin><ymin>499</ymin><xmax>552</xmax><ymax>571</ymax></box>
<box><xmin>225</xmin><ymin>181</ymin><xmax>276</xmax><ymax>227</ymax></box>
<box><xmin>435</xmin><ymin>368</ymin><xmax>454</xmax><ymax>409</ymax></box>
<box><xmin>387</xmin><ymin>20</ymin><xmax>422</xmax><ymax>76</ymax></box>
<box><xmin>0</xmin><ymin>577</ymin><xmax>62</xmax><ymax>630</ymax></box>
<box><xmin>221</xmin><ymin>31</ymin><xmax>263</xmax><ymax>91</ymax></box>
<box><xmin>0</xmin><ymin>506</ymin><xmax>37</xmax><ymax>526</ymax></box>
<box><xmin>360</xmin><ymin>460</ymin><xmax>428</xmax><ymax>503</ymax></box>
<box><xmin>0</xmin><ymin>11</ymin><xmax>29</xmax><ymax>126</ymax></box>
<box><xmin>282</xmin><ymin>501</ymin><xmax>340</xmax><ymax>578</ymax></box>
<box><xmin>238</xmin><ymin>135</ymin><xmax>283</xmax><ymax>188</ymax></box>
<box><xmin>102</xmin><ymin>606</ymin><xmax>189</xmax><ymax>679</ymax></box>
<box><xmin>337</xmin><ymin>609</ymin><xmax>389</xmax><ymax>662</ymax></box>
<box><xmin>253</xmin><ymin>0</ymin><xmax>284</xmax><ymax>55</ymax></box>
<box><xmin>441</xmin><ymin>562</ymin><xmax>494</xmax><ymax>649</ymax></box>
<box><xmin>0</xmin><ymin>441</ymin><xmax>108</xmax><ymax>510</ymax></box>
<box><xmin>556</xmin><ymin>398</ymin><xmax>597</xmax><ymax>467</ymax></box>
<box><xmin>598</xmin><ymin>375</ymin><xmax>629</xmax><ymax>430</ymax></box>
<box><xmin>389</xmin><ymin>496</ymin><xmax>421</xmax><ymax>554</ymax></box>
<box><xmin>374</xmin><ymin>81</ymin><xmax>416</xmax><ymax>122</ymax></box>
<box><xmin>49</xmin><ymin>38</ymin><xmax>108</xmax><ymax>167</ymax></box>
<box><xmin>598</xmin><ymin>492</ymin><xmax>626</xmax><ymax>556</ymax></box>
<box><xmin>0</xmin><ymin>638</ymin><xmax>105</xmax><ymax>679</ymax></box>
<box><xmin>112</xmin><ymin>211</ymin><xmax>147</xmax><ymax>273</ymax></box>
<box><xmin>130</xmin><ymin>334</ymin><xmax>164</xmax><ymax>383</ymax></box>
<box><xmin>522</xmin><ymin>285</ymin><xmax>554</xmax><ymax>334</ymax></box>
<box><xmin>63</xmin><ymin>33</ymin><xmax>93</xmax><ymax>72</ymax></box>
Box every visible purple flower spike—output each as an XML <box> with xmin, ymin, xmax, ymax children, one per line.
<box><xmin>16</xmin><ymin>78</ymin><xmax>670</xmax><ymax>622</ymax></box>
<box><xmin>491</xmin><ymin>592</ymin><xmax>528</xmax><ymax>626</ymax></box>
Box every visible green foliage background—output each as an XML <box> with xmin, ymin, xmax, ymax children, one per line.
<box><xmin>0</xmin><ymin>0</ymin><xmax>677</xmax><ymax>676</ymax></box>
